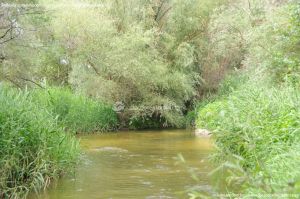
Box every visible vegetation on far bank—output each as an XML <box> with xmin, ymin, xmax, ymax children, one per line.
<box><xmin>1</xmin><ymin>0</ymin><xmax>228</xmax><ymax>129</ymax></box>
<box><xmin>32</xmin><ymin>87</ymin><xmax>118</xmax><ymax>132</ymax></box>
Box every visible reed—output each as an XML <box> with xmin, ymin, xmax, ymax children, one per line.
<box><xmin>0</xmin><ymin>86</ymin><xmax>79</xmax><ymax>198</ymax></box>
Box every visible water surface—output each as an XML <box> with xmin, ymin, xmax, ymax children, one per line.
<box><xmin>33</xmin><ymin>129</ymin><xmax>213</xmax><ymax>199</ymax></box>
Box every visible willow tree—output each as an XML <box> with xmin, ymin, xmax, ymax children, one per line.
<box><xmin>0</xmin><ymin>1</ymin><xmax>70</xmax><ymax>88</ymax></box>
<box><xmin>50</xmin><ymin>0</ymin><xmax>225</xmax><ymax>128</ymax></box>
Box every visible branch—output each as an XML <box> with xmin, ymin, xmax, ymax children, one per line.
<box><xmin>19</xmin><ymin>77</ymin><xmax>44</xmax><ymax>88</ymax></box>
<box><xmin>0</xmin><ymin>26</ymin><xmax>13</xmax><ymax>40</ymax></box>
<box><xmin>156</xmin><ymin>6</ymin><xmax>172</xmax><ymax>23</ymax></box>
<box><xmin>0</xmin><ymin>34</ymin><xmax>18</xmax><ymax>45</ymax></box>
<box><xmin>88</xmin><ymin>58</ymin><xmax>113</xmax><ymax>80</ymax></box>
<box><xmin>155</xmin><ymin>0</ymin><xmax>167</xmax><ymax>22</ymax></box>
<box><xmin>87</xmin><ymin>59</ymin><xmax>101</xmax><ymax>76</ymax></box>
<box><xmin>2</xmin><ymin>76</ymin><xmax>22</xmax><ymax>88</ymax></box>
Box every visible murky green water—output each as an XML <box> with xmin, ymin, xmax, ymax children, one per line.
<box><xmin>32</xmin><ymin>129</ymin><xmax>213</xmax><ymax>199</ymax></box>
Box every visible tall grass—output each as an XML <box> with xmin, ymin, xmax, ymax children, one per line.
<box><xmin>32</xmin><ymin>87</ymin><xmax>118</xmax><ymax>133</ymax></box>
<box><xmin>196</xmin><ymin>74</ymin><xmax>300</xmax><ymax>195</ymax></box>
<box><xmin>192</xmin><ymin>2</ymin><xmax>300</xmax><ymax>196</ymax></box>
<box><xmin>0</xmin><ymin>85</ymin><xmax>79</xmax><ymax>198</ymax></box>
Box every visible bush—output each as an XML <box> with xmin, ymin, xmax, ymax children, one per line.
<box><xmin>185</xmin><ymin>110</ymin><xmax>196</xmax><ymax>128</ymax></box>
<box><xmin>0</xmin><ymin>85</ymin><xmax>79</xmax><ymax>198</ymax></box>
<box><xmin>128</xmin><ymin>115</ymin><xmax>166</xmax><ymax>130</ymax></box>
<box><xmin>196</xmin><ymin>77</ymin><xmax>300</xmax><ymax>194</ymax></box>
<box><xmin>32</xmin><ymin>87</ymin><xmax>118</xmax><ymax>133</ymax></box>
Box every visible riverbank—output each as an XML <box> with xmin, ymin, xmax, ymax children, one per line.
<box><xmin>194</xmin><ymin>2</ymin><xmax>300</xmax><ymax>196</ymax></box>
<box><xmin>0</xmin><ymin>86</ymin><xmax>79</xmax><ymax>198</ymax></box>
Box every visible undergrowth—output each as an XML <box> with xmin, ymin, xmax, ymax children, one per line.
<box><xmin>32</xmin><ymin>87</ymin><xmax>118</xmax><ymax>133</ymax></box>
<box><xmin>0</xmin><ymin>85</ymin><xmax>79</xmax><ymax>198</ymax></box>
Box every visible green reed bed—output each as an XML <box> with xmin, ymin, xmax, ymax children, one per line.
<box><xmin>0</xmin><ymin>86</ymin><xmax>79</xmax><ymax>198</ymax></box>
<box><xmin>32</xmin><ymin>87</ymin><xmax>118</xmax><ymax>133</ymax></box>
<box><xmin>196</xmin><ymin>77</ymin><xmax>300</xmax><ymax>196</ymax></box>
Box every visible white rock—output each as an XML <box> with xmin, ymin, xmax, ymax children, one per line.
<box><xmin>59</xmin><ymin>58</ymin><xmax>69</xmax><ymax>66</ymax></box>
<box><xmin>195</xmin><ymin>129</ymin><xmax>211</xmax><ymax>137</ymax></box>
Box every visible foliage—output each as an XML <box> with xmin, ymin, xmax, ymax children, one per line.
<box><xmin>195</xmin><ymin>1</ymin><xmax>300</xmax><ymax>196</ymax></box>
<box><xmin>32</xmin><ymin>87</ymin><xmax>118</xmax><ymax>132</ymax></box>
<box><xmin>50</xmin><ymin>0</ymin><xmax>226</xmax><ymax>128</ymax></box>
<box><xmin>0</xmin><ymin>3</ymin><xmax>68</xmax><ymax>87</ymax></box>
<box><xmin>197</xmin><ymin>79</ymin><xmax>300</xmax><ymax>195</ymax></box>
<box><xmin>0</xmin><ymin>0</ymin><xmax>234</xmax><ymax>129</ymax></box>
<box><xmin>185</xmin><ymin>110</ymin><xmax>196</xmax><ymax>128</ymax></box>
<box><xmin>0</xmin><ymin>85</ymin><xmax>79</xmax><ymax>198</ymax></box>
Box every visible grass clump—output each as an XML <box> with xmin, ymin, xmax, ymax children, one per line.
<box><xmin>196</xmin><ymin>74</ymin><xmax>300</xmax><ymax>195</ymax></box>
<box><xmin>32</xmin><ymin>87</ymin><xmax>118</xmax><ymax>133</ymax></box>
<box><xmin>0</xmin><ymin>85</ymin><xmax>79</xmax><ymax>198</ymax></box>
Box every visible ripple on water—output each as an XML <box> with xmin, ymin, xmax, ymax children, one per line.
<box><xmin>146</xmin><ymin>195</ymin><xmax>175</xmax><ymax>199</ymax></box>
<box><xmin>89</xmin><ymin>146</ymin><xmax>129</xmax><ymax>153</ymax></box>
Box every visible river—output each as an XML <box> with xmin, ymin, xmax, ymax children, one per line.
<box><xmin>31</xmin><ymin>129</ymin><xmax>213</xmax><ymax>199</ymax></box>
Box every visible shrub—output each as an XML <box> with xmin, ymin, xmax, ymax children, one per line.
<box><xmin>196</xmin><ymin>77</ymin><xmax>300</xmax><ymax>194</ymax></box>
<box><xmin>185</xmin><ymin>110</ymin><xmax>196</xmax><ymax>128</ymax></box>
<box><xmin>129</xmin><ymin>115</ymin><xmax>166</xmax><ymax>130</ymax></box>
<box><xmin>0</xmin><ymin>85</ymin><xmax>79</xmax><ymax>198</ymax></box>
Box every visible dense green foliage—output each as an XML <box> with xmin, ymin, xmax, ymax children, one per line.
<box><xmin>195</xmin><ymin>1</ymin><xmax>300</xmax><ymax>197</ymax></box>
<box><xmin>51</xmin><ymin>0</ymin><xmax>227</xmax><ymax>128</ymax></box>
<box><xmin>1</xmin><ymin>0</ymin><xmax>229</xmax><ymax>129</ymax></box>
<box><xmin>32</xmin><ymin>87</ymin><xmax>118</xmax><ymax>132</ymax></box>
<box><xmin>197</xmin><ymin>78</ymin><xmax>300</xmax><ymax>193</ymax></box>
<box><xmin>0</xmin><ymin>85</ymin><xmax>79</xmax><ymax>198</ymax></box>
